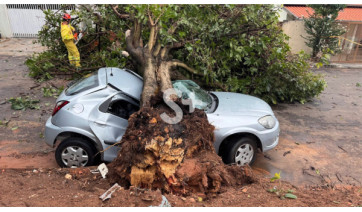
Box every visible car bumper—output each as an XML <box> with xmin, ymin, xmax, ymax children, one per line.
<box><xmin>258</xmin><ymin>120</ymin><xmax>280</xmax><ymax>152</ymax></box>
<box><xmin>45</xmin><ymin>117</ymin><xmax>61</xmax><ymax>147</ymax></box>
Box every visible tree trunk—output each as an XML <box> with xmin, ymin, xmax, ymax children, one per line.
<box><xmin>141</xmin><ymin>56</ymin><xmax>173</xmax><ymax>107</ymax></box>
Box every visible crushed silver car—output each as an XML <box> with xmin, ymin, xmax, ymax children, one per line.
<box><xmin>45</xmin><ymin>68</ymin><xmax>279</xmax><ymax>168</ymax></box>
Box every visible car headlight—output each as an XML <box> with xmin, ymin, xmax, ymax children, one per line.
<box><xmin>258</xmin><ymin>115</ymin><xmax>276</xmax><ymax>129</ymax></box>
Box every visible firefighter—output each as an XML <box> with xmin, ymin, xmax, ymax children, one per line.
<box><xmin>61</xmin><ymin>13</ymin><xmax>81</xmax><ymax>68</ymax></box>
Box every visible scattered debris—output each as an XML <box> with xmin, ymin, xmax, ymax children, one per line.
<box><xmin>283</xmin><ymin>151</ymin><xmax>291</xmax><ymax>157</ymax></box>
<box><xmin>97</xmin><ymin>163</ymin><xmax>108</xmax><ymax>179</ymax></box>
<box><xmin>30</xmin><ymin>84</ymin><xmax>41</xmax><ymax>90</ymax></box>
<box><xmin>263</xmin><ymin>154</ymin><xmax>272</xmax><ymax>160</ymax></box>
<box><xmin>28</xmin><ymin>194</ymin><xmax>38</xmax><ymax>199</ymax></box>
<box><xmin>99</xmin><ymin>183</ymin><xmax>121</xmax><ymax>201</ymax></box>
<box><xmin>335</xmin><ymin>173</ymin><xmax>343</xmax><ymax>183</ymax></box>
<box><xmin>141</xmin><ymin>190</ymin><xmax>156</xmax><ymax>202</ymax></box>
<box><xmin>8</xmin><ymin>97</ymin><xmax>40</xmax><ymax>111</ymax></box>
<box><xmin>149</xmin><ymin>117</ymin><xmax>157</xmax><ymax>124</ymax></box>
<box><xmin>65</xmin><ymin>174</ymin><xmax>72</xmax><ymax>180</ymax></box>
<box><xmin>295</xmin><ymin>142</ymin><xmax>300</xmax><ymax>145</ymax></box>
<box><xmin>284</xmin><ymin>193</ymin><xmax>297</xmax><ymax>199</ymax></box>
<box><xmin>306</xmin><ymin>141</ymin><xmax>315</xmax><ymax>144</ymax></box>
<box><xmin>337</xmin><ymin>146</ymin><xmax>347</xmax><ymax>153</ymax></box>
<box><xmin>153</xmin><ymin>195</ymin><xmax>171</xmax><ymax>207</ymax></box>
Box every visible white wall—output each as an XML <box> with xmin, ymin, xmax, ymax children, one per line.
<box><xmin>0</xmin><ymin>4</ymin><xmax>13</xmax><ymax>38</ymax></box>
<box><xmin>282</xmin><ymin>20</ymin><xmax>312</xmax><ymax>54</ymax></box>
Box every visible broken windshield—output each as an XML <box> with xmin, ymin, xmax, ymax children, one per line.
<box><xmin>172</xmin><ymin>80</ymin><xmax>212</xmax><ymax>110</ymax></box>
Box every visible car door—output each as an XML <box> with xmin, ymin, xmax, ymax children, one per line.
<box><xmin>88</xmin><ymin>93</ymin><xmax>139</xmax><ymax>161</ymax></box>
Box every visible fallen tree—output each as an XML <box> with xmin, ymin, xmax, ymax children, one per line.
<box><xmin>106</xmin><ymin>5</ymin><xmax>255</xmax><ymax>194</ymax></box>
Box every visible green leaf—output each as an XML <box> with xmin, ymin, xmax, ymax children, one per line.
<box><xmin>270</xmin><ymin>172</ymin><xmax>281</xmax><ymax>182</ymax></box>
<box><xmin>284</xmin><ymin>193</ymin><xmax>297</xmax><ymax>199</ymax></box>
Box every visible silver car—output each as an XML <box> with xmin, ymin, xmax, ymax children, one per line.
<box><xmin>45</xmin><ymin>68</ymin><xmax>279</xmax><ymax>168</ymax></box>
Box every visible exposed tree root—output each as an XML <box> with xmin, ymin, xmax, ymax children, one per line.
<box><xmin>108</xmin><ymin>93</ymin><xmax>253</xmax><ymax>195</ymax></box>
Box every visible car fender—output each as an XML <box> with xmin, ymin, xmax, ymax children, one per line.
<box><xmin>214</xmin><ymin>127</ymin><xmax>262</xmax><ymax>153</ymax></box>
<box><xmin>55</xmin><ymin>127</ymin><xmax>103</xmax><ymax>153</ymax></box>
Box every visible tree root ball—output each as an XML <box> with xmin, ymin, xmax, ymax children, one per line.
<box><xmin>108</xmin><ymin>93</ymin><xmax>253</xmax><ymax>195</ymax></box>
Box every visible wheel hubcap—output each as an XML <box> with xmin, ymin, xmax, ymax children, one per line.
<box><xmin>61</xmin><ymin>146</ymin><xmax>89</xmax><ymax>168</ymax></box>
<box><xmin>234</xmin><ymin>144</ymin><xmax>254</xmax><ymax>166</ymax></box>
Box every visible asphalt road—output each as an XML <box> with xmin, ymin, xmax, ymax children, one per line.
<box><xmin>0</xmin><ymin>38</ymin><xmax>361</xmax><ymax>187</ymax></box>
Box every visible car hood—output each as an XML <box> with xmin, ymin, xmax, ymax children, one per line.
<box><xmin>211</xmin><ymin>92</ymin><xmax>273</xmax><ymax>117</ymax></box>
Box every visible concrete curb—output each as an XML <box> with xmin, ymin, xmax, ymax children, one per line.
<box><xmin>324</xmin><ymin>63</ymin><xmax>362</xmax><ymax>69</ymax></box>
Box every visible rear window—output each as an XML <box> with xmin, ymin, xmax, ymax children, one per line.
<box><xmin>65</xmin><ymin>72</ymin><xmax>99</xmax><ymax>96</ymax></box>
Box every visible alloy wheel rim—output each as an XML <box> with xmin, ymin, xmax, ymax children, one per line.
<box><xmin>234</xmin><ymin>143</ymin><xmax>254</xmax><ymax>166</ymax></box>
<box><xmin>61</xmin><ymin>146</ymin><xmax>89</xmax><ymax>168</ymax></box>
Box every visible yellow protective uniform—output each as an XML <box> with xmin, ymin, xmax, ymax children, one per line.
<box><xmin>61</xmin><ymin>23</ymin><xmax>81</xmax><ymax>67</ymax></box>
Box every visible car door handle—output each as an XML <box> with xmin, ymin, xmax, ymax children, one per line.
<box><xmin>94</xmin><ymin>120</ymin><xmax>106</xmax><ymax>125</ymax></box>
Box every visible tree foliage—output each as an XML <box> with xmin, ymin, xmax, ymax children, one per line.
<box><xmin>304</xmin><ymin>4</ymin><xmax>346</xmax><ymax>59</ymax></box>
<box><xmin>26</xmin><ymin>4</ymin><xmax>325</xmax><ymax>104</ymax></box>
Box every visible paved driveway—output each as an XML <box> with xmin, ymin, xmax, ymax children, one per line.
<box><xmin>254</xmin><ymin>68</ymin><xmax>362</xmax><ymax>186</ymax></box>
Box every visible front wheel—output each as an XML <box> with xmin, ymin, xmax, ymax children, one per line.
<box><xmin>55</xmin><ymin>137</ymin><xmax>96</xmax><ymax>168</ymax></box>
<box><xmin>222</xmin><ymin>137</ymin><xmax>258</xmax><ymax>166</ymax></box>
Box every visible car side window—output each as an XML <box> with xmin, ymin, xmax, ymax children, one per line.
<box><xmin>107</xmin><ymin>100</ymin><xmax>139</xmax><ymax>120</ymax></box>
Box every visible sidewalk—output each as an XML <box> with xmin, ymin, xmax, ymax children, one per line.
<box><xmin>0</xmin><ymin>38</ymin><xmax>46</xmax><ymax>57</ymax></box>
<box><xmin>327</xmin><ymin>63</ymin><xmax>362</xmax><ymax>69</ymax></box>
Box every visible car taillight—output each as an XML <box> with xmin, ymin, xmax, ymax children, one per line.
<box><xmin>52</xmin><ymin>101</ymin><xmax>69</xmax><ymax>116</ymax></box>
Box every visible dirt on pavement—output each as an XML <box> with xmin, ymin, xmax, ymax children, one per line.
<box><xmin>0</xmin><ymin>38</ymin><xmax>361</xmax><ymax>206</ymax></box>
<box><xmin>0</xmin><ymin>168</ymin><xmax>360</xmax><ymax>207</ymax></box>
<box><xmin>254</xmin><ymin>68</ymin><xmax>362</xmax><ymax>187</ymax></box>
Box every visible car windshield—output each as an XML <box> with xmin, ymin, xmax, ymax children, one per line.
<box><xmin>172</xmin><ymin>80</ymin><xmax>212</xmax><ymax>110</ymax></box>
<box><xmin>65</xmin><ymin>72</ymin><xmax>99</xmax><ymax>96</ymax></box>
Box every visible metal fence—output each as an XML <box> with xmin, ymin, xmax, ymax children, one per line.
<box><xmin>6</xmin><ymin>4</ymin><xmax>75</xmax><ymax>38</ymax></box>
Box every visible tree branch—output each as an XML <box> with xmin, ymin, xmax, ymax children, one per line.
<box><xmin>167</xmin><ymin>21</ymin><xmax>180</xmax><ymax>35</ymax></box>
<box><xmin>170</xmin><ymin>60</ymin><xmax>227</xmax><ymax>91</ymax></box>
<box><xmin>148</xmin><ymin>26</ymin><xmax>158</xmax><ymax>52</ymax></box>
<box><xmin>153</xmin><ymin>42</ymin><xmax>162</xmax><ymax>57</ymax></box>
<box><xmin>160</xmin><ymin>42</ymin><xmax>186</xmax><ymax>59</ymax></box>
<box><xmin>111</xmin><ymin>5</ymin><xmax>130</xmax><ymax>19</ymax></box>
<box><xmin>170</xmin><ymin>60</ymin><xmax>203</xmax><ymax>76</ymax></box>
<box><xmin>80</xmin><ymin>5</ymin><xmax>103</xmax><ymax>24</ymax></box>
<box><xmin>125</xmin><ymin>30</ymin><xmax>143</xmax><ymax>64</ymax></box>
<box><xmin>132</xmin><ymin>19</ymin><xmax>142</xmax><ymax>48</ymax></box>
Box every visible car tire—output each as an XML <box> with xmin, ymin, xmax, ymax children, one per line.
<box><xmin>222</xmin><ymin>136</ymin><xmax>258</xmax><ymax>166</ymax></box>
<box><xmin>55</xmin><ymin>137</ymin><xmax>96</xmax><ymax>168</ymax></box>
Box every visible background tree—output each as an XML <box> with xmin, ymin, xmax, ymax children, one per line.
<box><xmin>304</xmin><ymin>4</ymin><xmax>346</xmax><ymax>59</ymax></box>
